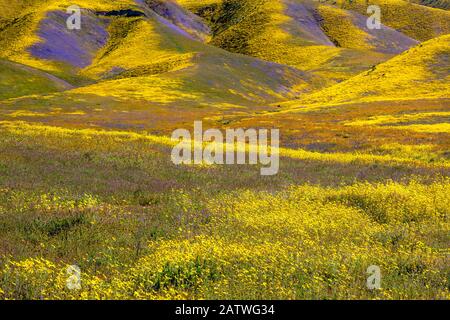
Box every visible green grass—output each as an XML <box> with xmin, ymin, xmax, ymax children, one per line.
<box><xmin>0</xmin><ymin>60</ymin><xmax>70</xmax><ymax>99</ymax></box>
<box><xmin>282</xmin><ymin>34</ymin><xmax>450</xmax><ymax>108</ymax></box>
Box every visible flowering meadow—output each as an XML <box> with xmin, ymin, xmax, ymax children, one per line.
<box><xmin>0</xmin><ymin>0</ymin><xmax>449</xmax><ymax>300</ymax></box>
<box><xmin>0</xmin><ymin>120</ymin><xmax>448</xmax><ymax>299</ymax></box>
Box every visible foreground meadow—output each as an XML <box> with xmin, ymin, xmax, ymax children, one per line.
<box><xmin>0</xmin><ymin>118</ymin><xmax>448</xmax><ymax>300</ymax></box>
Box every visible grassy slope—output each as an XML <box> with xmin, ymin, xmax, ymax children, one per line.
<box><xmin>0</xmin><ymin>1</ymin><xmax>141</xmax><ymax>76</ymax></box>
<box><xmin>1</xmin><ymin>0</ymin><xmax>446</xmax><ymax>87</ymax></box>
<box><xmin>0</xmin><ymin>59</ymin><xmax>73</xmax><ymax>99</ymax></box>
<box><xmin>142</xmin><ymin>0</ymin><xmax>212</xmax><ymax>42</ymax></box>
<box><xmin>0</xmin><ymin>1</ymin><xmax>324</xmax><ymax>135</ymax></box>
<box><xmin>0</xmin><ymin>0</ymin><xmax>449</xmax><ymax>301</ymax></box>
<box><xmin>282</xmin><ymin>34</ymin><xmax>450</xmax><ymax>108</ymax></box>
<box><xmin>411</xmin><ymin>0</ymin><xmax>450</xmax><ymax>10</ymax></box>
<box><xmin>175</xmin><ymin>0</ymin><xmax>420</xmax><ymax>84</ymax></box>
<box><xmin>74</xmin><ymin>8</ymin><xmax>321</xmax><ymax>108</ymax></box>
<box><xmin>329</xmin><ymin>0</ymin><xmax>450</xmax><ymax>41</ymax></box>
<box><xmin>0</xmin><ymin>0</ymin><xmax>321</xmax><ymax>106</ymax></box>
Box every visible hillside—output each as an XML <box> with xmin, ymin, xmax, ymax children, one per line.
<box><xmin>331</xmin><ymin>0</ymin><xmax>450</xmax><ymax>41</ymax></box>
<box><xmin>282</xmin><ymin>34</ymin><xmax>450</xmax><ymax>108</ymax></box>
<box><xmin>1</xmin><ymin>0</ymin><xmax>448</xmax><ymax>124</ymax></box>
<box><xmin>0</xmin><ymin>0</ymin><xmax>139</xmax><ymax>82</ymax></box>
<box><xmin>0</xmin><ymin>0</ymin><xmax>323</xmax><ymax>106</ymax></box>
<box><xmin>0</xmin><ymin>0</ymin><xmax>426</xmax><ymax>88</ymax></box>
<box><xmin>0</xmin><ymin>0</ymin><xmax>449</xmax><ymax>302</ymax></box>
<box><xmin>412</xmin><ymin>0</ymin><xmax>450</xmax><ymax>10</ymax></box>
<box><xmin>175</xmin><ymin>0</ymin><xmax>433</xmax><ymax>83</ymax></box>
<box><xmin>0</xmin><ymin>59</ymin><xmax>73</xmax><ymax>99</ymax></box>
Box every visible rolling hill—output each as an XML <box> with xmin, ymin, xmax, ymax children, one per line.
<box><xmin>282</xmin><ymin>34</ymin><xmax>450</xmax><ymax>108</ymax></box>
<box><xmin>1</xmin><ymin>0</ymin><xmax>433</xmax><ymax>90</ymax></box>
<box><xmin>0</xmin><ymin>0</ymin><xmax>449</xmax><ymax>301</ymax></box>
<box><xmin>0</xmin><ymin>0</ymin><xmax>448</xmax><ymax>129</ymax></box>
<box><xmin>330</xmin><ymin>0</ymin><xmax>450</xmax><ymax>41</ymax></box>
<box><xmin>0</xmin><ymin>59</ymin><xmax>73</xmax><ymax>99</ymax></box>
<box><xmin>175</xmin><ymin>0</ymin><xmax>445</xmax><ymax>83</ymax></box>
<box><xmin>0</xmin><ymin>0</ymin><xmax>325</xmax><ymax>102</ymax></box>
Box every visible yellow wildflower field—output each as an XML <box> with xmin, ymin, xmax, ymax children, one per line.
<box><xmin>0</xmin><ymin>0</ymin><xmax>449</xmax><ymax>301</ymax></box>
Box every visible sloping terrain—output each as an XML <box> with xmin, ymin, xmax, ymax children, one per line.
<box><xmin>75</xmin><ymin>6</ymin><xmax>321</xmax><ymax>106</ymax></box>
<box><xmin>0</xmin><ymin>0</ymin><xmax>322</xmax><ymax>104</ymax></box>
<box><xmin>330</xmin><ymin>0</ymin><xmax>450</xmax><ymax>41</ymax></box>
<box><xmin>0</xmin><ymin>0</ymin><xmax>449</xmax><ymax>302</ymax></box>
<box><xmin>175</xmin><ymin>0</ymin><xmax>422</xmax><ymax>83</ymax></box>
<box><xmin>0</xmin><ymin>0</ymin><xmax>425</xmax><ymax>90</ymax></box>
<box><xmin>282</xmin><ymin>34</ymin><xmax>450</xmax><ymax>108</ymax></box>
<box><xmin>0</xmin><ymin>0</ymin><xmax>324</xmax><ymax>133</ymax></box>
<box><xmin>412</xmin><ymin>0</ymin><xmax>450</xmax><ymax>10</ymax></box>
<box><xmin>0</xmin><ymin>0</ymin><xmax>140</xmax><ymax>82</ymax></box>
<box><xmin>0</xmin><ymin>59</ymin><xmax>73</xmax><ymax>99</ymax></box>
<box><xmin>141</xmin><ymin>0</ymin><xmax>212</xmax><ymax>42</ymax></box>
<box><xmin>0</xmin><ymin>0</ymin><xmax>447</xmax><ymax>126</ymax></box>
